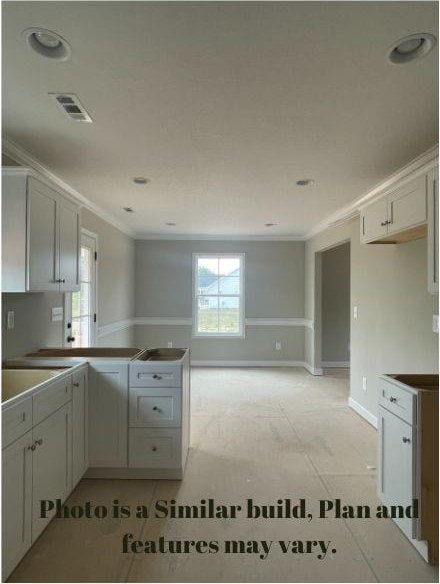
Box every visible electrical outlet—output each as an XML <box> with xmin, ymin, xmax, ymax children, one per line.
<box><xmin>7</xmin><ymin>311</ymin><xmax>14</xmax><ymax>330</ymax></box>
<box><xmin>433</xmin><ymin>315</ymin><xmax>439</xmax><ymax>334</ymax></box>
<box><xmin>167</xmin><ymin>341</ymin><xmax>173</xmax><ymax>348</ymax></box>
<box><xmin>353</xmin><ymin>306</ymin><xmax>358</xmax><ymax>320</ymax></box>
<box><xmin>362</xmin><ymin>376</ymin><xmax>367</xmax><ymax>392</ymax></box>
<box><xmin>275</xmin><ymin>341</ymin><xmax>282</xmax><ymax>351</ymax></box>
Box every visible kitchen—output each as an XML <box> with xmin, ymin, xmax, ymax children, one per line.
<box><xmin>1</xmin><ymin>1</ymin><xmax>439</xmax><ymax>583</ymax></box>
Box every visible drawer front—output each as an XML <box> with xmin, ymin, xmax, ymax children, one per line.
<box><xmin>129</xmin><ymin>387</ymin><xmax>181</xmax><ymax>428</ymax></box>
<box><xmin>2</xmin><ymin>398</ymin><xmax>33</xmax><ymax>448</ymax></box>
<box><xmin>33</xmin><ymin>376</ymin><xmax>72</xmax><ymax>425</ymax></box>
<box><xmin>379</xmin><ymin>380</ymin><xmax>415</xmax><ymax>425</ymax></box>
<box><xmin>129</xmin><ymin>428</ymin><xmax>181</xmax><ymax>468</ymax></box>
<box><xmin>129</xmin><ymin>364</ymin><xmax>181</xmax><ymax>387</ymax></box>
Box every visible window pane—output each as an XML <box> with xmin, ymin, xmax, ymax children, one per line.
<box><xmin>71</xmin><ymin>316</ymin><xmax>89</xmax><ymax>349</ymax></box>
<box><xmin>219</xmin><ymin>257</ymin><xmax>240</xmax><ymax>276</ymax></box>
<box><xmin>71</xmin><ymin>291</ymin><xmax>81</xmax><ymax>319</ymax></box>
<box><xmin>219</xmin><ymin>276</ymin><xmax>240</xmax><ymax>295</ymax></box>
<box><xmin>197</xmin><ymin>257</ymin><xmax>218</xmax><ymax>295</ymax></box>
<box><xmin>81</xmin><ymin>247</ymin><xmax>91</xmax><ymax>282</ymax></box>
<box><xmin>80</xmin><ymin>282</ymin><xmax>90</xmax><ymax>315</ymax></box>
<box><xmin>219</xmin><ymin>297</ymin><xmax>240</xmax><ymax>333</ymax></box>
<box><xmin>197</xmin><ymin>296</ymin><xmax>218</xmax><ymax>333</ymax></box>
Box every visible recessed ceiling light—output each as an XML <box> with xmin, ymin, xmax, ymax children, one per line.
<box><xmin>133</xmin><ymin>177</ymin><xmax>149</xmax><ymax>185</ymax></box>
<box><xmin>123</xmin><ymin>207</ymin><xmax>134</xmax><ymax>213</ymax></box>
<box><xmin>265</xmin><ymin>223</ymin><xmax>277</xmax><ymax>227</ymax></box>
<box><xmin>388</xmin><ymin>33</ymin><xmax>436</xmax><ymax>64</ymax></box>
<box><xmin>22</xmin><ymin>28</ymin><xmax>71</xmax><ymax>61</ymax></box>
<box><xmin>165</xmin><ymin>222</ymin><xmax>176</xmax><ymax>226</ymax></box>
<box><xmin>296</xmin><ymin>179</ymin><xmax>315</xmax><ymax>186</ymax></box>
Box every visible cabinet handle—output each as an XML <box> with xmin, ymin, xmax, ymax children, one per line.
<box><xmin>153</xmin><ymin>374</ymin><xmax>162</xmax><ymax>380</ymax></box>
<box><xmin>389</xmin><ymin>396</ymin><xmax>397</xmax><ymax>403</ymax></box>
<box><xmin>73</xmin><ymin>382</ymin><xmax>80</xmax><ymax>387</ymax></box>
<box><xmin>381</xmin><ymin>220</ymin><xmax>388</xmax><ymax>226</ymax></box>
<box><xmin>35</xmin><ymin>439</ymin><xmax>43</xmax><ymax>446</ymax></box>
<box><xmin>152</xmin><ymin>446</ymin><xmax>157</xmax><ymax>452</ymax></box>
<box><xmin>402</xmin><ymin>437</ymin><xmax>411</xmax><ymax>444</ymax></box>
<box><xmin>27</xmin><ymin>444</ymin><xmax>36</xmax><ymax>451</ymax></box>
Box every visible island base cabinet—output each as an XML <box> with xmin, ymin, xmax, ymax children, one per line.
<box><xmin>72</xmin><ymin>367</ymin><xmax>88</xmax><ymax>486</ymax></box>
<box><xmin>2</xmin><ymin>431</ymin><xmax>33</xmax><ymax>581</ymax></box>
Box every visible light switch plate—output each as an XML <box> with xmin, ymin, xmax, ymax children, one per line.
<box><xmin>51</xmin><ymin>307</ymin><xmax>64</xmax><ymax>322</ymax></box>
<box><xmin>433</xmin><ymin>315</ymin><xmax>439</xmax><ymax>334</ymax></box>
<box><xmin>275</xmin><ymin>341</ymin><xmax>282</xmax><ymax>350</ymax></box>
<box><xmin>167</xmin><ymin>341</ymin><xmax>173</xmax><ymax>348</ymax></box>
<box><xmin>7</xmin><ymin>311</ymin><xmax>14</xmax><ymax>330</ymax></box>
<box><xmin>353</xmin><ymin>306</ymin><xmax>358</xmax><ymax>320</ymax></box>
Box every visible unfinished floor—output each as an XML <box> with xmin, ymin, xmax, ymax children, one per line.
<box><xmin>8</xmin><ymin>368</ymin><xmax>439</xmax><ymax>583</ymax></box>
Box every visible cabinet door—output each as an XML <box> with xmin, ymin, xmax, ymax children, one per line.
<box><xmin>32</xmin><ymin>403</ymin><xmax>72</xmax><ymax>541</ymax></box>
<box><xmin>378</xmin><ymin>405</ymin><xmax>416</xmax><ymax>540</ymax></box>
<box><xmin>387</xmin><ymin>175</ymin><xmax>427</xmax><ymax>235</ymax></box>
<box><xmin>59</xmin><ymin>200</ymin><xmax>80</xmax><ymax>292</ymax></box>
<box><xmin>2</xmin><ymin>431</ymin><xmax>33</xmax><ymax>581</ymax></box>
<box><xmin>428</xmin><ymin>167</ymin><xmax>439</xmax><ymax>295</ymax></box>
<box><xmin>88</xmin><ymin>364</ymin><xmax>128</xmax><ymax>468</ymax></box>
<box><xmin>360</xmin><ymin>199</ymin><xmax>388</xmax><ymax>242</ymax></box>
<box><xmin>72</xmin><ymin>368</ymin><xmax>88</xmax><ymax>486</ymax></box>
<box><xmin>27</xmin><ymin>178</ymin><xmax>59</xmax><ymax>291</ymax></box>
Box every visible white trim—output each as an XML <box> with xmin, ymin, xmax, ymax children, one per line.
<box><xmin>306</xmin><ymin>144</ymin><xmax>439</xmax><ymax>239</ymax></box>
<box><xmin>135</xmin><ymin>233</ymin><xmax>306</xmax><ymax>241</ymax></box>
<box><xmin>322</xmin><ymin>361</ymin><xmax>350</xmax><ymax>368</ymax></box>
<box><xmin>132</xmin><ymin>316</ymin><xmax>313</xmax><ymax>327</ymax></box>
<box><xmin>3</xmin><ymin>137</ymin><xmax>135</xmax><ymax>238</ymax></box>
<box><xmin>302</xmin><ymin>362</ymin><xmax>324</xmax><ymax>376</ymax></box>
<box><xmin>348</xmin><ymin>397</ymin><xmax>378</xmax><ymax>429</ymax></box>
<box><xmin>191</xmin><ymin>360</ymin><xmax>309</xmax><ymax>368</ymax></box>
<box><xmin>97</xmin><ymin>318</ymin><xmax>133</xmax><ymax>338</ymax></box>
<box><xmin>246</xmin><ymin>317</ymin><xmax>312</xmax><ymax>327</ymax></box>
<box><xmin>134</xmin><ymin>316</ymin><xmax>192</xmax><ymax>326</ymax></box>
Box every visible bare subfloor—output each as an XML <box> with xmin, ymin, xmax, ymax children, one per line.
<box><xmin>9</xmin><ymin>368</ymin><xmax>439</xmax><ymax>583</ymax></box>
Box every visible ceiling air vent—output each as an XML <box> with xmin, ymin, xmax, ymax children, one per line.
<box><xmin>49</xmin><ymin>93</ymin><xmax>93</xmax><ymax>122</ymax></box>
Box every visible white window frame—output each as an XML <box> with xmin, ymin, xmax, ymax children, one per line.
<box><xmin>192</xmin><ymin>252</ymin><xmax>245</xmax><ymax>338</ymax></box>
<box><xmin>64</xmin><ymin>228</ymin><xmax>98</xmax><ymax>347</ymax></box>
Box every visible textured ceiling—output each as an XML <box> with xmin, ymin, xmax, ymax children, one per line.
<box><xmin>2</xmin><ymin>1</ymin><xmax>438</xmax><ymax>237</ymax></box>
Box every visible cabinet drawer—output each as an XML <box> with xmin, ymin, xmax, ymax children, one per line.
<box><xmin>2</xmin><ymin>398</ymin><xmax>33</xmax><ymax>448</ymax></box>
<box><xmin>33</xmin><ymin>376</ymin><xmax>72</xmax><ymax>425</ymax></box>
<box><xmin>129</xmin><ymin>428</ymin><xmax>181</xmax><ymax>468</ymax></box>
<box><xmin>129</xmin><ymin>365</ymin><xmax>181</xmax><ymax>387</ymax></box>
<box><xmin>379</xmin><ymin>380</ymin><xmax>415</xmax><ymax>425</ymax></box>
<box><xmin>129</xmin><ymin>387</ymin><xmax>181</xmax><ymax>428</ymax></box>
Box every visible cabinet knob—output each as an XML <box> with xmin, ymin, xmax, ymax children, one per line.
<box><xmin>153</xmin><ymin>374</ymin><xmax>162</xmax><ymax>380</ymax></box>
<box><xmin>28</xmin><ymin>444</ymin><xmax>36</xmax><ymax>451</ymax></box>
<box><xmin>153</xmin><ymin>406</ymin><xmax>159</xmax><ymax>411</ymax></box>
<box><xmin>73</xmin><ymin>382</ymin><xmax>80</xmax><ymax>387</ymax></box>
<box><xmin>381</xmin><ymin>221</ymin><xmax>388</xmax><ymax>227</ymax></box>
<box><xmin>35</xmin><ymin>438</ymin><xmax>43</xmax><ymax>446</ymax></box>
<box><xmin>152</xmin><ymin>446</ymin><xmax>157</xmax><ymax>452</ymax></box>
<box><xmin>402</xmin><ymin>437</ymin><xmax>411</xmax><ymax>444</ymax></box>
<box><xmin>390</xmin><ymin>396</ymin><xmax>397</xmax><ymax>403</ymax></box>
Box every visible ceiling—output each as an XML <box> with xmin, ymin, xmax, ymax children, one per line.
<box><xmin>2</xmin><ymin>1</ymin><xmax>438</xmax><ymax>238</ymax></box>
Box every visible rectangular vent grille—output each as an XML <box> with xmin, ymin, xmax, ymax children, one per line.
<box><xmin>49</xmin><ymin>93</ymin><xmax>93</xmax><ymax>122</ymax></box>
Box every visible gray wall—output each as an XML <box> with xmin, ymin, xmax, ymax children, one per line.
<box><xmin>321</xmin><ymin>242</ymin><xmax>350</xmax><ymax>363</ymax></box>
<box><xmin>134</xmin><ymin>239</ymin><xmax>305</xmax><ymax>362</ymax></box>
<box><xmin>305</xmin><ymin>218</ymin><xmax>438</xmax><ymax>419</ymax></box>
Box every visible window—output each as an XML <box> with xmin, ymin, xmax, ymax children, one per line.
<box><xmin>66</xmin><ymin>231</ymin><xmax>97</xmax><ymax>347</ymax></box>
<box><xmin>193</xmin><ymin>254</ymin><xmax>245</xmax><ymax>337</ymax></box>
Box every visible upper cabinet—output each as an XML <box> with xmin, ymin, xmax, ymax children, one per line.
<box><xmin>360</xmin><ymin>175</ymin><xmax>428</xmax><ymax>244</ymax></box>
<box><xmin>2</xmin><ymin>168</ymin><xmax>80</xmax><ymax>293</ymax></box>
<box><xmin>427</xmin><ymin>167</ymin><xmax>439</xmax><ymax>295</ymax></box>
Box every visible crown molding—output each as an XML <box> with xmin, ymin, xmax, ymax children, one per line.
<box><xmin>306</xmin><ymin>144</ymin><xmax>439</xmax><ymax>239</ymax></box>
<box><xmin>2</xmin><ymin>136</ymin><xmax>136</xmax><ymax>239</ymax></box>
<box><xmin>134</xmin><ymin>233</ymin><xmax>307</xmax><ymax>241</ymax></box>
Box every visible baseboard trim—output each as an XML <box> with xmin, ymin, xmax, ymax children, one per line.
<box><xmin>322</xmin><ymin>361</ymin><xmax>350</xmax><ymax>368</ymax></box>
<box><xmin>302</xmin><ymin>362</ymin><xmax>324</xmax><ymax>376</ymax></box>
<box><xmin>349</xmin><ymin>397</ymin><xmax>377</xmax><ymax>429</ymax></box>
<box><xmin>191</xmin><ymin>360</ymin><xmax>306</xmax><ymax>368</ymax></box>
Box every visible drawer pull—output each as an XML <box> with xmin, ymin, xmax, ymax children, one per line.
<box><xmin>73</xmin><ymin>382</ymin><xmax>80</xmax><ymax>387</ymax></box>
<box><xmin>390</xmin><ymin>396</ymin><xmax>397</xmax><ymax>403</ymax></box>
<box><xmin>152</xmin><ymin>374</ymin><xmax>162</xmax><ymax>380</ymax></box>
<box><xmin>402</xmin><ymin>437</ymin><xmax>411</xmax><ymax>444</ymax></box>
<box><xmin>151</xmin><ymin>446</ymin><xmax>157</xmax><ymax>452</ymax></box>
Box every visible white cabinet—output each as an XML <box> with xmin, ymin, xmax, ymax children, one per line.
<box><xmin>88</xmin><ymin>363</ymin><xmax>128</xmax><ymax>468</ymax></box>
<box><xmin>427</xmin><ymin>167</ymin><xmax>439</xmax><ymax>295</ymax></box>
<box><xmin>72</xmin><ymin>366</ymin><xmax>88</xmax><ymax>486</ymax></box>
<box><xmin>378</xmin><ymin>374</ymin><xmax>438</xmax><ymax>564</ymax></box>
<box><xmin>2</xmin><ymin>168</ymin><xmax>80</xmax><ymax>293</ymax></box>
<box><xmin>32</xmin><ymin>402</ymin><xmax>72</xmax><ymax>541</ymax></box>
<box><xmin>2</xmin><ymin>431</ymin><xmax>33</xmax><ymax>580</ymax></box>
<box><xmin>360</xmin><ymin>175</ymin><xmax>428</xmax><ymax>244</ymax></box>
